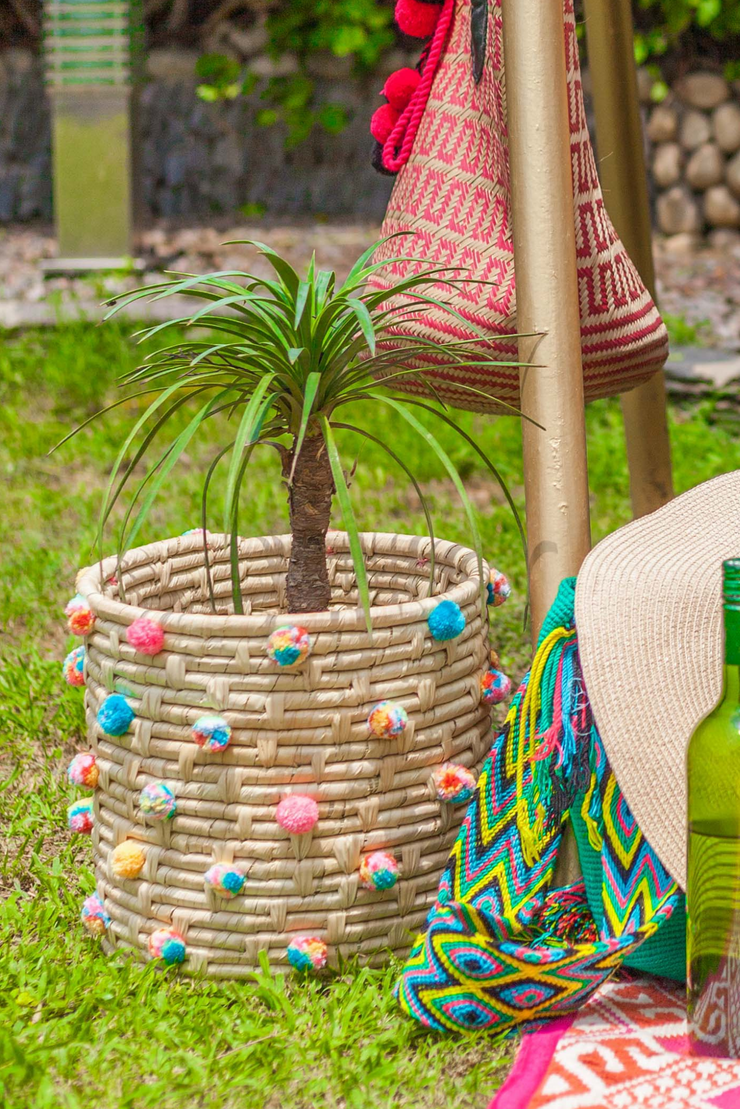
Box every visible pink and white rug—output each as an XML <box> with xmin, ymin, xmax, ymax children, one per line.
<box><xmin>489</xmin><ymin>978</ymin><xmax>740</xmax><ymax>1108</ymax></box>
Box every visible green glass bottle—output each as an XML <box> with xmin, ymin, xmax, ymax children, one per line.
<box><xmin>687</xmin><ymin>558</ymin><xmax>740</xmax><ymax>1057</ymax></box>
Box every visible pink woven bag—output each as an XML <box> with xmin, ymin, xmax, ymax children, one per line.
<box><xmin>367</xmin><ymin>0</ymin><xmax>669</xmax><ymax>413</ymax></box>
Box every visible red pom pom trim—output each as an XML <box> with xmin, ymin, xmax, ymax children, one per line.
<box><xmin>395</xmin><ymin>0</ymin><xmax>441</xmax><ymax>39</ymax></box>
<box><xmin>383</xmin><ymin>67</ymin><xmax>421</xmax><ymax>110</ymax></box>
<box><xmin>370</xmin><ymin>103</ymin><xmax>401</xmax><ymax>144</ymax></box>
<box><xmin>369</xmin><ymin>0</ymin><xmax>453</xmax><ymax>177</ymax></box>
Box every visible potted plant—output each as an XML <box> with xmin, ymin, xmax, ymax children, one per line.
<box><xmin>61</xmin><ymin>239</ymin><xmax>522</xmax><ymax>975</ymax></box>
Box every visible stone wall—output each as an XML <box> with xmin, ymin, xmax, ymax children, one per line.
<box><xmin>0</xmin><ymin>51</ymin><xmax>52</xmax><ymax>221</ymax></box>
<box><xmin>643</xmin><ymin>71</ymin><xmax>740</xmax><ymax>240</ymax></box>
<box><xmin>0</xmin><ymin>48</ymin><xmax>397</xmax><ymax>223</ymax></box>
<box><xmin>3</xmin><ymin>44</ymin><xmax>740</xmax><ymax>233</ymax></box>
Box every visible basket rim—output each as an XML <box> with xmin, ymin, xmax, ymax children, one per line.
<box><xmin>76</xmin><ymin>530</ymin><xmax>489</xmax><ymax>636</ymax></box>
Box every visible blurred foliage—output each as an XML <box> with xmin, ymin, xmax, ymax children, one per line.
<box><xmin>194</xmin><ymin>0</ymin><xmax>392</xmax><ymax>145</ymax></box>
<box><xmin>633</xmin><ymin>0</ymin><xmax>740</xmax><ymax>66</ymax></box>
<box><xmin>5</xmin><ymin>0</ymin><xmax>740</xmax><ymax>142</ymax></box>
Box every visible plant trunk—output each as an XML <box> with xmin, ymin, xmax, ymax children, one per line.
<box><xmin>283</xmin><ymin>432</ymin><xmax>334</xmax><ymax>613</ymax></box>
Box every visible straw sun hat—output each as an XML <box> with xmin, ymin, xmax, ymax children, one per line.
<box><xmin>574</xmin><ymin>469</ymin><xmax>740</xmax><ymax>890</ymax></box>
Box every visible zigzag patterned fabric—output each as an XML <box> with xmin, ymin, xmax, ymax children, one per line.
<box><xmin>396</xmin><ymin>579</ymin><xmax>682</xmax><ymax>1033</ymax></box>
<box><xmin>367</xmin><ymin>0</ymin><xmax>669</xmax><ymax>413</ymax></box>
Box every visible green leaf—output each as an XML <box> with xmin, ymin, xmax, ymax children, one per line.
<box><xmin>201</xmin><ymin>442</ymin><xmax>234</xmax><ymax>612</ymax></box>
<box><xmin>400</xmin><ymin>397</ymin><xmax>527</xmax><ymax>564</ymax></box>
<box><xmin>370</xmin><ymin>396</ymin><xmax>486</xmax><ymax>612</ymax></box>
<box><xmin>346</xmin><ymin>298</ymin><xmax>376</xmax><ymax>356</ymax></box>
<box><xmin>319</xmin><ymin>417</ymin><xmax>372</xmax><ymax>636</ymax></box>
<box><xmin>330</xmin><ymin>25</ymin><xmax>367</xmax><ymax>55</ymax></box>
<box><xmin>122</xmin><ymin>393</ymin><xmax>225</xmax><ymax>556</ymax></box>
<box><xmin>228</xmin><ymin>445</ymin><xmax>256</xmax><ymax>615</ymax></box>
<box><xmin>223</xmin><ymin>374</ymin><xmax>276</xmax><ymax>533</ymax></box>
<box><xmin>96</xmin><ymin>381</ymin><xmax>194</xmax><ymax>554</ymax></box>
<box><xmin>332</xmin><ymin>421</ymin><xmax>436</xmax><ymax>592</ymax></box>
<box><xmin>237</xmin><ymin>241</ymin><xmax>301</xmax><ymax>297</ymax></box>
<box><xmin>294</xmin><ymin>281</ymin><xmax>311</xmax><ymax>330</ymax></box>
<box><xmin>339</xmin><ymin>232</ymin><xmax>412</xmax><ymax>292</ymax></box>
<box><xmin>289</xmin><ymin>372</ymin><xmax>322</xmax><ymax>483</ymax></box>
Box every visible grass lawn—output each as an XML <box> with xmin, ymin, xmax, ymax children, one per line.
<box><xmin>1</xmin><ymin>321</ymin><xmax>737</xmax><ymax>1109</ymax></box>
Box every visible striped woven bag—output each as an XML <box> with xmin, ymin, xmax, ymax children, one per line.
<box><xmin>367</xmin><ymin>0</ymin><xmax>669</xmax><ymax>413</ymax></box>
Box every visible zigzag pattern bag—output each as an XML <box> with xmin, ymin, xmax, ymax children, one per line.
<box><xmin>396</xmin><ymin>579</ymin><xmax>685</xmax><ymax>1033</ymax></box>
<box><xmin>368</xmin><ymin>0</ymin><xmax>669</xmax><ymax>413</ymax></box>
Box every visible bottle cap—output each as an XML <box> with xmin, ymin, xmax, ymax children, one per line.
<box><xmin>723</xmin><ymin>559</ymin><xmax>740</xmax><ymax>604</ymax></box>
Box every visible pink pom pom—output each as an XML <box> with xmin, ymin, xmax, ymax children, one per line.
<box><xmin>480</xmin><ymin>667</ymin><xmax>513</xmax><ymax>706</ymax></box>
<box><xmin>395</xmin><ymin>0</ymin><xmax>441</xmax><ymax>39</ymax></box>
<box><xmin>126</xmin><ymin>616</ymin><xmax>165</xmax><ymax>656</ymax></box>
<box><xmin>370</xmin><ymin>103</ymin><xmax>400</xmax><ymax>144</ymax></box>
<box><xmin>68</xmin><ymin>751</ymin><xmax>99</xmax><ymax>789</ymax></box>
<box><xmin>64</xmin><ymin>594</ymin><xmax>95</xmax><ymax>636</ymax></box>
<box><xmin>287</xmin><ymin>935</ymin><xmax>328</xmax><ymax>972</ymax></box>
<box><xmin>276</xmin><ymin>794</ymin><xmax>319</xmax><ymax>834</ymax></box>
<box><xmin>383</xmin><ymin>67</ymin><xmax>421</xmax><ymax>109</ymax></box>
<box><xmin>432</xmin><ymin>762</ymin><xmax>476</xmax><ymax>804</ymax></box>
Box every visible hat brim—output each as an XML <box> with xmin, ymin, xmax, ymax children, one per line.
<box><xmin>574</xmin><ymin>469</ymin><xmax>740</xmax><ymax>889</ymax></box>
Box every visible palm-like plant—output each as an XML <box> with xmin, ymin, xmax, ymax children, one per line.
<box><xmin>64</xmin><ymin>238</ymin><xmax>528</xmax><ymax>628</ymax></box>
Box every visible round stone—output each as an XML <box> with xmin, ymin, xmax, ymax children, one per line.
<box><xmin>652</xmin><ymin>142</ymin><xmax>682</xmax><ymax>189</ymax></box>
<box><xmin>685</xmin><ymin>143</ymin><xmax>725</xmax><ymax>190</ymax></box>
<box><xmin>676</xmin><ymin>72</ymin><xmax>729</xmax><ymax>111</ymax></box>
<box><xmin>727</xmin><ymin>150</ymin><xmax>740</xmax><ymax>198</ymax></box>
<box><xmin>714</xmin><ymin>102</ymin><xmax>740</xmax><ymax>154</ymax></box>
<box><xmin>704</xmin><ymin>185</ymin><xmax>740</xmax><ymax>228</ymax></box>
<box><xmin>647</xmin><ymin>104</ymin><xmax>678</xmax><ymax>144</ymax></box>
<box><xmin>680</xmin><ymin>110</ymin><xmax>712</xmax><ymax>151</ymax></box>
<box><xmin>656</xmin><ymin>186</ymin><xmax>701</xmax><ymax>236</ymax></box>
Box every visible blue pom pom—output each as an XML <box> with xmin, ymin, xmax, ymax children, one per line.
<box><xmin>222</xmin><ymin>869</ymin><xmax>245</xmax><ymax>894</ymax></box>
<box><xmin>160</xmin><ymin>937</ymin><xmax>186</xmax><ymax>965</ymax></box>
<box><xmin>427</xmin><ymin>600</ymin><xmax>465</xmax><ymax>641</ymax></box>
<box><xmin>97</xmin><ymin>694</ymin><xmax>134</xmax><ymax>736</ymax></box>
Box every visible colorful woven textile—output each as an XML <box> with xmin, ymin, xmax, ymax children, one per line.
<box><xmin>368</xmin><ymin>0</ymin><xmax>668</xmax><ymax>412</ymax></box>
<box><xmin>396</xmin><ymin>579</ymin><xmax>683</xmax><ymax>1034</ymax></box>
<box><xmin>489</xmin><ymin>977</ymin><xmax>740</xmax><ymax>1108</ymax></box>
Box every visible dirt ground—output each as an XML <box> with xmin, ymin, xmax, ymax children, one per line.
<box><xmin>1</xmin><ymin>221</ymin><xmax>740</xmax><ymax>349</ymax></box>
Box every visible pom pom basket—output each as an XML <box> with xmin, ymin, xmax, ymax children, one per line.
<box><xmin>77</xmin><ymin>531</ymin><xmax>493</xmax><ymax>977</ymax></box>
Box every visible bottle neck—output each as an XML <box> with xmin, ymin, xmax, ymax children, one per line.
<box><xmin>723</xmin><ymin>605</ymin><xmax>740</xmax><ymax>700</ymax></box>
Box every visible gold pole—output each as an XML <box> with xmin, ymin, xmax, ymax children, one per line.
<box><xmin>502</xmin><ymin>0</ymin><xmax>592</xmax><ymax>644</ymax></box>
<box><xmin>583</xmin><ymin>0</ymin><xmax>674</xmax><ymax>518</ymax></box>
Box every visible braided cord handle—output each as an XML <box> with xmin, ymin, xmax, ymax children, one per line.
<box><xmin>381</xmin><ymin>0</ymin><xmax>456</xmax><ymax>175</ymax></box>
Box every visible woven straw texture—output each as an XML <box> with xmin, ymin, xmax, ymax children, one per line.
<box><xmin>368</xmin><ymin>0</ymin><xmax>669</xmax><ymax>413</ymax></box>
<box><xmin>77</xmin><ymin>531</ymin><xmax>493</xmax><ymax>976</ymax></box>
<box><xmin>575</xmin><ymin>470</ymin><xmax>740</xmax><ymax>891</ymax></box>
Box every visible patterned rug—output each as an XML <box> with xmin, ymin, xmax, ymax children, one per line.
<box><xmin>489</xmin><ymin>978</ymin><xmax>740</xmax><ymax>1108</ymax></box>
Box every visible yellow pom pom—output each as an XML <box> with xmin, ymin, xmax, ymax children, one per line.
<box><xmin>111</xmin><ymin>840</ymin><xmax>146</xmax><ymax>879</ymax></box>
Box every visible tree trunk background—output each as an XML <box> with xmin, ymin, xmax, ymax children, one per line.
<box><xmin>283</xmin><ymin>432</ymin><xmax>334</xmax><ymax>613</ymax></box>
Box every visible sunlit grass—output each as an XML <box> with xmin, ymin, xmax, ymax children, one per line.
<box><xmin>2</xmin><ymin>322</ymin><xmax>739</xmax><ymax>1108</ymax></box>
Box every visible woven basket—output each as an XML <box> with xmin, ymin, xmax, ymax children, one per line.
<box><xmin>77</xmin><ymin>530</ymin><xmax>493</xmax><ymax>977</ymax></box>
<box><xmin>367</xmin><ymin>0</ymin><xmax>669</xmax><ymax>412</ymax></box>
